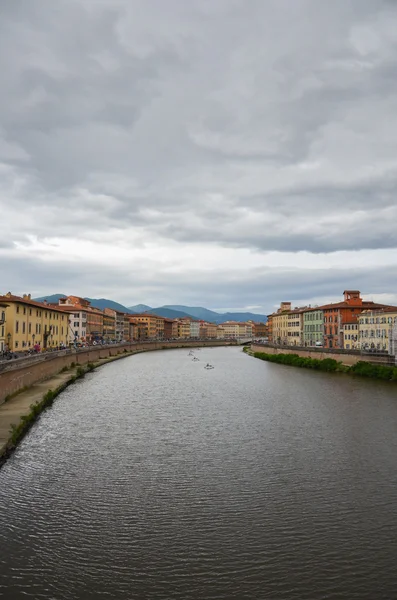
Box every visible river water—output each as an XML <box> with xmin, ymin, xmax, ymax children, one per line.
<box><xmin>1</xmin><ymin>347</ymin><xmax>397</xmax><ymax>599</ymax></box>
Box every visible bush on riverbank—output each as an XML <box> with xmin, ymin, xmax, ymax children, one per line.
<box><xmin>350</xmin><ymin>361</ymin><xmax>397</xmax><ymax>381</ymax></box>
<box><xmin>253</xmin><ymin>352</ymin><xmax>346</xmax><ymax>373</ymax></box>
<box><xmin>252</xmin><ymin>352</ymin><xmax>397</xmax><ymax>381</ymax></box>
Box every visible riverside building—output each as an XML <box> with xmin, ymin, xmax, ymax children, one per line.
<box><xmin>358</xmin><ymin>307</ymin><xmax>397</xmax><ymax>353</ymax></box>
<box><xmin>302</xmin><ymin>308</ymin><xmax>324</xmax><ymax>346</ymax></box>
<box><xmin>0</xmin><ymin>293</ymin><xmax>71</xmax><ymax>351</ymax></box>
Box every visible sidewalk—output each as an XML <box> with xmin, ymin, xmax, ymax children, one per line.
<box><xmin>0</xmin><ymin>369</ymin><xmax>79</xmax><ymax>457</ymax></box>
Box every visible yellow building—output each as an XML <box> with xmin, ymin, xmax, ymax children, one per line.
<box><xmin>199</xmin><ymin>321</ymin><xmax>218</xmax><ymax>339</ymax></box>
<box><xmin>342</xmin><ymin>321</ymin><xmax>359</xmax><ymax>350</ymax></box>
<box><xmin>272</xmin><ymin>302</ymin><xmax>291</xmax><ymax>345</ymax></box>
<box><xmin>0</xmin><ymin>293</ymin><xmax>72</xmax><ymax>351</ymax></box>
<box><xmin>0</xmin><ymin>301</ymin><xmax>8</xmax><ymax>352</ymax></box>
<box><xmin>358</xmin><ymin>308</ymin><xmax>397</xmax><ymax>352</ymax></box>
<box><xmin>287</xmin><ymin>308</ymin><xmax>306</xmax><ymax>346</ymax></box>
<box><xmin>176</xmin><ymin>318</ymin><xmax>191</xmax><ymax>339</ymax></box>
<box><xmin>129</xmin><ymin>314</ymin><xmax>164</xmax><ymax>339</ymax></box>
<box><xmin>221</xmin><ymin>321</ymin><xmax>240</xmax><ymax>339</ymax></box>
<box><xmin>216</xmin><ymin>325</ymin><xmax>225</xmax><ymax>339</ymax></box>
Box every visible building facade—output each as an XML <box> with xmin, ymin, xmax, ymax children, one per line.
<box><xmin>321</xmin><ymin>290</ymin><xmax>393</xmax><ymax>349</ymax></box>
<box><xmin>58</xmin><ymin>296</ymin><xmax>89</xmax><ymax>343</ymax></box>
<box><xmin>0</xmin><ymin>293</ymin><xmax>71</xmax><ymax>351</ymax></box>
<box><xmin>252</xmin><ymin>322</ymin><xmax>268</xmax><ymax>339</ymax></box>
<box><xmin>176</xmin><ymin>319</ymin><xmax>191</xmax><ymax>339</ymax></box>
<box><xmin>0</xmin><ymin>302</ymin><xmax>8</xmax><ymax>352</ymax></box>
<box><xmin>272</xmin><ymin>302</ymin><xmax>292</xmax><ymax>345</ymax></box>
<box><xmin>130</xmin><ymin>314</ymin><xmax>164</xmax><ymax>339</ymax></box>
<box><xmin>199</xmin><ymin>321</ymin><xmax>218</xmax><ymax>339</ymax></box>
<box><xmin>287</xmin><ymin>309</ymin><xmax>305</xmax><ymax>346</ymax></box>
<box><xmin>189</xmin><ymin>320</ymin><xmax>200</xmax><ymax>338</ymax></box>
<box><xmin>358</xmin><ymin>308</ymin><xmax>397</xmax><ymax>352</ymax></box>
<box><xmin>216</xmin><ymin>325</ymin><xmax>225</xmax><ymax>339</ymax></box>
<box><xmin>86</xmin><ymin>306</ymin><xmax>103</xmax><ymax>343</ymax></box>
<box><xmin>103</xmin><ymin>310</ymin><xmax>116</xmax><ymax>342</ymax></box>
<box><xmin>302</xmin><ymin>309</ymin><xmax>324</xmax><ymax>346</ymax></box>
<box><xmin>342</xmin><ymin>321</ymin><xmax>359</xmax><ymax>350</ymax></box>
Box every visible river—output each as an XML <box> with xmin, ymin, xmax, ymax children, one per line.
<box><xmin>0</xmin><ymin>347</ymin><xmax>397</xmax><ymax>599</ymax></box>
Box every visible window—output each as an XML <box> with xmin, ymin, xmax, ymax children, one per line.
<box><xmin>29</xmin><ymin>309</ymin><xmax>32</xmax><ymax>316</ymax></box>
<box><xmin>74</xmin><ymin>321</ymin><xmax>79</xmax><ymax>327</ymax></box>
<box><xmin>15</xmin><ymin>341</ymin><xmax>19</xmax><ymax>348</ymax></box>
<box><xmin>16</xmin><ymin>321</ymin><xmax>19</xmax><ymax>333</ymax></box>
<box><xmin>22</xmin><ymin>322</ymin><xmax>26</xmax><ymax>334</ymax></box>
<box><xmin>16</xmin><ymin>306</ymin><xmax>20</xmax><ymax>314</ymax></box>
<box><xmin>28</xmin><ymin>323</ymin><xmax>31</xmax><ymax>334</ymax></box>
<box><xmin>23</xmin><ymin>307</ymin><xmax>26</xmax><ymax>315</ymax></box>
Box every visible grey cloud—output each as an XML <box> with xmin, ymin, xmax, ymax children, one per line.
<box><xmin>1</xmin><ymin>0</ymin><xmax>397</xmax><ymax>307</ymax></box>
<box><xmin>2</xmin><ymin>254</ymin><xmax>397</xmax><ymax>313</ymax></box>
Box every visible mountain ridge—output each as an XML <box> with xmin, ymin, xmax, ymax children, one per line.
<box><xmin>33</xmin><ymin>295</ymin><xmax>267</xmax><ymax>323</ymax></box>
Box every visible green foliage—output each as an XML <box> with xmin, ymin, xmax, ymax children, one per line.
<box><xmin>252</xmin><ymin>352</ymin><xmax>397</xmax><ymax>382</ymax></box>
<box><xmin>253</xmin><ymin>352</ymin><xmax>344</xmax><ymax>373</ymax></box>
<box><xmin>350</xmin><ymin>361</ymin><xmax>397</xmax><ymax>381</ymax></box>
<box><xmin>86</xmin><ymin>362</ymin><xmax>95</xmax><ymax>372</ymax></box>
<box><xmin>60</xmin><ymin>365</ymin><xmax>69</xmax><ymax>373</ymax></box>
<box><xmin>76</xmin><ymin>366</ymin><xmax>85</xmax><ymax>377</ymax></box>
<box><xmin>70</xmin><ymin>361</ymin><xmax>76</xmax><ymax>368</ymax></box>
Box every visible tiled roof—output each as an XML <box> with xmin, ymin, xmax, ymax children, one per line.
<box><xmin>319</xmin><ymin>301</ymin><xmax>392</xmax><ymax>310</ymax></box>
<box><xmin>0</xmin><ymin>294</ymin><xmax>72</xmax><ymax>314</ymax></box>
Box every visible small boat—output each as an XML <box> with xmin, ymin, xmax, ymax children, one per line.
<box><xmin>204</xmin><ymin>364</ymin><xmax>214</xmax><ymax>369</ymax></box>
<box><xmin>192</xmin><ymin>357</ymin><xmax>200</xmax><ymax>362</ymax></box>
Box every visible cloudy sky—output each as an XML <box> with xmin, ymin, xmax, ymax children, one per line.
<box><xmin>1</xmin><ymin>0</ymin><xmax>397</xmax><ymax>313</ymax></box>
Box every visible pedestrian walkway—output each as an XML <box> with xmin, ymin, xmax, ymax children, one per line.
<box><xmin>0</xmin><ymin>369</ymin><xmax>78</xmax><ymax>456</ymax></box>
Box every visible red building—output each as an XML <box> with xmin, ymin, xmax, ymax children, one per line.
<box><xmin>320</xmin><ymin>290</ymin><xmax>392</xmax><ymax>349</ymax></box>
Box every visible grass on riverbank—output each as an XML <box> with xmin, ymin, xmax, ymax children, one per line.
<box><xmin>5</xmin><ymin>362</ymin><xmax>96</xmax><ymax>454</ymax></box>
<box><xmin>250</xmin><ymin>350</ymin><xmax>397</xmax><ymax>382</ymax></box>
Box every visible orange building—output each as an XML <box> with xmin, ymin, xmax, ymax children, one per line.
<box><xmin>320</xmin><ymin>290</ymin><xmax>393</xmax><ymax>349</ymax></box>
<box><xmin>163</xmin><ymin>318</ymin><xmax>176</xmax><ymax>339</ymax></box>
<box><xmin>129</xmin><ymin>314</ymin><xmax>164</xmax><ymax>339</ymax></box>
<box><xmin>252</xmin><ymin>322</ymin><xmax>268</xmax><ymax>338</ymax></box>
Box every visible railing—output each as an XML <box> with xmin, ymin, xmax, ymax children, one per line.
<box><xmin>0</xmin><ymin>338</ymin><xmax>236</xmax><ymax>370</ymax></box>
<box><xmin>252</xmin><ymin>341</ymin><xmax>392</xmax><ymax>357</ymax></box>
<box><xmin>251</xmin><ymin>342</ymin><xmax>396</xmax><ymax>365</ymax></box>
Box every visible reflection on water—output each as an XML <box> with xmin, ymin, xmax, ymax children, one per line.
<box><xmin>1</xmin><ymin>347</ymin><xmax>397</xmax><ymax>599</ymax></box>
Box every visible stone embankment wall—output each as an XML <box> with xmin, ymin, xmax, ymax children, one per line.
<box><xmin>0</xmin><ymin>341</ymin><xmax>233</xmax><ymax>405</ymax></box>
<box><xmin>251</xmin><ymin>343</ymin><xmax>395</xmax><ymax>367</ymax></box>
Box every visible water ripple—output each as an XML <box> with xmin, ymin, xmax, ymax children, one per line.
<box><xmin>1</xmin><ymin>347</ymin><xmax>397</xmax><ymax>599</ymax></box>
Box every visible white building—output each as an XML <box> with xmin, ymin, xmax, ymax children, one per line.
<box><xmin>189</xmin><ymin>320</ymin><xmax>200</xmax><ymax>338</ymax></box>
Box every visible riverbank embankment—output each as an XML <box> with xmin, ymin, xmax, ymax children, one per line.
<box><xmin>0</xmin><ymin>340</ymin><xmax>235</xmax><ymax>406</ymax></box>
<box><xmin>248</xmin><ymin>346</ymin><xmax>397</xmax><ymax>382</ymax></box>
<box><xmin>0</xmin><ymin>342</ymin><xmax>234</xmax><ymax>468</ymax></box>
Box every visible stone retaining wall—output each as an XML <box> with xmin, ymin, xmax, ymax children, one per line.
<box><xmin>251</xmin><ymin>344</ymin><xmax>395</xmax><ymax>367</ymax></box>
<box><xmin>0</xmin><ymin>341</ymin><xmax>233</xmax><ymax>405</ymax></box>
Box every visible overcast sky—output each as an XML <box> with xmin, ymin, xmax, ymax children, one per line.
<box><xmin>1</xmin><ymin>0</ymin><xmax>397</xmax><ymax>313</ymax></box>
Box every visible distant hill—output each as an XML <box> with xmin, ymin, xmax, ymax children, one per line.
<box><xmin>33</xmin><ymin>296</ymin><xmax>267</xmax><ymax>322</ymax></box>
<box><xmin>128</xmin><ymin>304</ymin><xmax>152</xmax><ymax>313</ymax></box>
<box><xmin>84</xmin><ymin>298</ymin><xmax>135</xmax><ymax>313</ymax></box>
<box><xmin>148</xmin><ymin>307</ymin><xmax>196</xmax><ymax>320</ymax></box>
<box><xmin>162</xmin><ymin>305</ymin><xmax>219</xmax><ymax>321</ymax></box>
<box><xmin>161</xmin><ymin>305</ymin><xmax>267</xmax><ymax>324</ymax></box>
<box><xmin>34</xmin><ymin>293</ymin><xmax>67</xmax><ymax>304</ymax></box>
<box><xmin>217</xmin><ymin>312</ymin><xmax>267</xmax><ymax>324</ymax></box>
<box><xmin>34</xmin><ymin>294</ymin><xmax>134</xmax><ymax>314</ymax></box>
